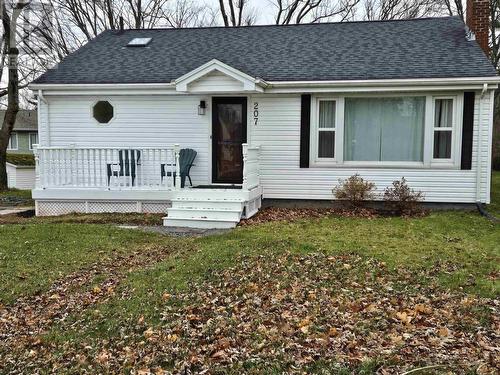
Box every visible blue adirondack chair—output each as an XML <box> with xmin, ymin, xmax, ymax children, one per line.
<box><xmin>161</xmin><ymin>148</ymin><xmax>197</xmax><ymax>188</ymax></box>
<box><xmin>107</xmin><ymin>149</ymin><xmax>141</xmax><ymax>186</ymax></box>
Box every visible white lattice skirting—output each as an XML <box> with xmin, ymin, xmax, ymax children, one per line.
<box><xmin>36</xmin><ymin>200</ymin><xmax>172</xmax><ymax>216</ymax></box>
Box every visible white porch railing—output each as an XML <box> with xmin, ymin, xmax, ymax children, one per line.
<box><xmin>33</xmin><ymin>145</ymin><xmax>181</xmax><ymax>190</ymax></box>
<box><xmin>242</xmin><ymin>144</ymin><xmax>261</xmax><ymax>191</ymax></box>
<box><xmin>33</xmin><ymin>143</ymin><xmax>260</xmax><ymax>191</ymax></box>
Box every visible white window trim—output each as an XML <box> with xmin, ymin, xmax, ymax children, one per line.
<box><xmin>29</xmin><ymin>132</ymin><xmax>38</xmax><ymax>150</ymax></box>
<box><xmin>7</xmin><ymin>132</ymin><xmax>18</xmax><ymax>151</ymax></box>
<box><xmin>310</xmin><ymin>92</ymin><xmax>464</xmax><ymax>169</ymax></box>
<box><xmin>310</xmin><ymin>97</ymin><xmax>342</xmax><ymax>165</ymax></box>
<box><xmin>430</xmin><ymin>95</ymin><xmax>463</xmax><ymax>168</ymax></box>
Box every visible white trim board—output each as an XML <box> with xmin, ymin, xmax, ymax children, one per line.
<box><xmin>31</xmin><ymin>74</ymin><xmax>500</xmax><ymax>94</ymax></box>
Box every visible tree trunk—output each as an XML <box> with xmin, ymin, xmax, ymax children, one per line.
<box><xmin>0</xmin><ymin>2</ymin><xmax>24</xmax><ymax>191</ymax></box>
<box><xmin>0</xmin><ymin>147</ymin><xmax>7</xmax><ymax>190</ymax></box>
<box><xmin>0</xmin><ymin>47</ymin><xmax>21</xmax><ymax>191</ymax></box>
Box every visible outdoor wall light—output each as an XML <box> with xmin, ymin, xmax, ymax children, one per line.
<box><xmin>198</xmin><ymin>100</ymin><xmax>206</xmax><ymax>115</ymax></box>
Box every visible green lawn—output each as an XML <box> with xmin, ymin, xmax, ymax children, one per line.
<box><xmin>0</xmin><ymin>189</ymin><xmax>31</xmax><ymax>199</ymax></box>
<box><xmin>489</xmin><ymin>171</ymin><xmax>500</xmax><ymax>216</ymax></box>
<box><xmin>0</xmin><ymin>173</ymin><xmax>498</xmax><ymax>373</ymax></box>
<box><xmin>0</xmin><ymin>188</ymin><xmax>32</xmax><ymax>206</ymax></box>
<box><xmin>0</xmin><ymin>224</ymin><xmax>166</xmax><ymax>304</ymax></box>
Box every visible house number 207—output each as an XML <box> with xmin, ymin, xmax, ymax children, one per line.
<box><xmin>253</xmin><ymin>102</ymin><xmax>259</xmax><ymax>126</ymax></box>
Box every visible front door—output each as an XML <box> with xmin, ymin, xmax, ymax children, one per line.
<box><xmin>212</xmin><ymin>97</ymin><xmax>247</xmax><ymax>184</ymax></box>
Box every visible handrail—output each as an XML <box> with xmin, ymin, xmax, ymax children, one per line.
<box><xmin>33</xmin><ymin>144</ymin><xmax>181</xmax><ymax>191</ymax></box>
<box><xmin>34</xmin><ymin>146</ymin><xmax>180</xmax><ymax>150</ymax></box>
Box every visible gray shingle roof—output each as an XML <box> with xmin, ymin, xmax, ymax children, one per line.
<box><xmin>33</xmin><ymin>16</ymin><xmax>497</xmax><ymax>85</ymax></box>
<box><xmin>0</xmin><ymin>110</ymin><xmax>38</xmax><ymax>131</ymax></box>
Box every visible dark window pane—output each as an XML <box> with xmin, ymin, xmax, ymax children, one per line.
<box><xmin>93</xmin><ymin>101</ymin><xmax>114</xmax><ymax>123</ymax></box>
<box><xmin>318</xmin><ymin>131</ymin><xmax>335</xmax><ymax>158</ymax></box>
<box><xmin>433</xmin><ymin>131</ymin><xmax>452</xmax><ymax>159</ymax></box>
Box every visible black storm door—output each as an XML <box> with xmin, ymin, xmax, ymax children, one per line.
<box><xmin>212</xmin><ymin>97</ymin><xmax>247</xmax><ymax>184</ymax></box>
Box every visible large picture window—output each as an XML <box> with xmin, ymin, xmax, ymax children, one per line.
<box><xmin>344</xmin><ymin>97</ymin><xmax>425</xmax><ymax>162</ymax></box>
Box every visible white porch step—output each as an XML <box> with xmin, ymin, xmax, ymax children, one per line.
<box><xmin>163</xmin><ymin>217</ymin><xmax>238</xmax><ymax>229</ymax></box>
<box><xmin>164</xmin><ymin>190</ymin><xmax>246</xmax><ymax>228</ymax></box>
<box><xmin>173</xmin><ymin>188</ymin><xmax>245</xmax><ymax>200</ymax></box>
<box><xmin>163</xmin><ymin>216</ymin><xmax>239</xmax><ymax>229</ymax></box>
<box><xmin>171</xmin><ymin>198</ymin><xmax>245</xmax><ymax>211</ymax></box>
<box><xmin>166</xmin><ymin>207</ymin><xmax>242</xmax><ymax>221</ymax></box>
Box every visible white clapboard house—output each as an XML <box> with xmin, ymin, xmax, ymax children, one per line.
<box><xmin>30</xmin><ymin>4</ymin><xmax>498</xmax><ymax>228</ymax></box>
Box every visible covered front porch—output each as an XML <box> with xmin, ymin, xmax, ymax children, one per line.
<box><xmin>32</xmin><ymin>144</ymin><xmax>262</xmax><ymax>228</ymax></box>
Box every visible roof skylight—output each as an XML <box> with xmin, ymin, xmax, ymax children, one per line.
<box><xmin>127</xmin><ymin>38</ymin><xmax>152</xmax><ymax>47</ymax></box>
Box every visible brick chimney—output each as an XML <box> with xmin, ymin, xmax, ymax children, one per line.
<box><xmin>466</xmin><ymin>0</ymin><xmax>490</xmax><ymax>55</ymax></box>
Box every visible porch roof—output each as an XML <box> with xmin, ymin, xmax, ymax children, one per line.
<box><xmin>33</xmin><ymin>16</ymin><xmax>497</xmax><ymax>86</ymax></box>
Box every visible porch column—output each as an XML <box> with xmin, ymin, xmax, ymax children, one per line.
<box><xmin>242</xmin><ymin>143</ymin><xmax>248</xmax><ymax>190</ymax></box>
<box><xmin>174</xmin><ymin>144</ymin><xmax>181</xmax><ymax>190</ymax></box>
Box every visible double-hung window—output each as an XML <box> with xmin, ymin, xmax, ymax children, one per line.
<box><xmin>432</xmin><ymin>98</ymin><xmax>454</xmax><ymax>161</ymax></box>
<box><xmin>315</xmin><ymin>99</ymin><xmax>337</xmax><ymax>160</ymax></box>
<box><xmin>29</xmin><ymin>133</ymin><xmax>38</xmax><ymax>150</ymax></box>
<box><xmin>7</xmin><ymin>132</ymin><xmax>18</xmax><ymax>150</ymax></box>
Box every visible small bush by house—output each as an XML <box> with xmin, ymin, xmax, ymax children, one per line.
<box><xmin>333</xmin><ymin>174</ymin><xmax>376</xmax><ymax>208</ymax></box>
<box><xmin>384</xmin><ymin>177</ymin><xmax>424</xmax><ymax>216</ymax></box>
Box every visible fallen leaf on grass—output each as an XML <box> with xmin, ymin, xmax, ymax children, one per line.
<box><xmin>144</xmin><ymin>328</ymin><xmax>155</xmax><ymax>339</ymax></box>
<box><xmin>211</xmin><ymin>350</ymin><xmax>227</xmax><ymax>360</ymax></box>
<box><xmin>414</xmin><ymin>304</ymin><xmax>432</xmax><ymax>314</ymax></box>
<box><xmin>438</xmin><ymin>327</ymin><xmax>450</xmax><ymax>337</ymax></box>
<box><xmin>396</xmin><ymin>311</ymin><xmax>412</xmax><ymax>325</ymax></box>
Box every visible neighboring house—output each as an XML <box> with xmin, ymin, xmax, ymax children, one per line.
<box><xmin>2</xmin><ymin>110</ymin><xmax>38</xmax><ymax>189</ymax></box>
<box><xmin>29</xmin><ymin>1</ymin><xmax>498</xmax><ymax>228</ymax></box>
<box><xmin>1</xmin><ymin>110</ymin><xmax>38</xmax><ymax>154</ymax></box>
<box><xmin>6</xmin><ymin>155</ymin><xmax>36</xmax><ymax>190</ymax></box>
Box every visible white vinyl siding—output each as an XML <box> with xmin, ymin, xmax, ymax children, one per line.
<box><xmin>36</xmin><ymin>88</ymin><xmax>494</xmax><ymax>204</ymax></box>
<box><xmin>6</xmin><ymin>164</ymin><xmax>36</xmax><ymax>189</ymax></box>
<box><xmin>250</xmin><ymin>91</ymin><xmax>493</xmax><ymax>203</ymax></box>
<box><xmin>42</xmin><ymin>95</ymin><xmax>211</xmax><ymax>186</ymax></box>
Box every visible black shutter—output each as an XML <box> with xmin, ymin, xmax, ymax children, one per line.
<box><xmin>300</xmin><ymin>94</ymin><xmax>311</xmax><ymax>168</ymax></box>
<box><xmin>461</xmin><ymin>92</ymin><xmax>475</xmax><ymax>170</ymax></box>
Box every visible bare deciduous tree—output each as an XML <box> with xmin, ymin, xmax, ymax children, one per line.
<box><xmin>362</xmin><ymin>0</ymin><xmax>439</xmax><ymax>21</ymax></box>
<box><xmin>441</xmin><ymin>0</ymin><xmax>464</xmax><ymax>19</ymax></box>
<box><xmin>217</xmin><ymin>0</ymin><xmax>256</xmax><ymax>26</ymax></box>
<box><xmin>0</xmin><ymin>0</ymin><xmax>31</xmax><ymax>191</ymax></box>
<box><xmin>164</xmin><ymin>0</ymin><xmax>217</xmax><ymax>28</ymax></box>
<box><xmin>274</xmin><ymin>0</ymin><xmax>360</xmax><ymax>24</ymax></box>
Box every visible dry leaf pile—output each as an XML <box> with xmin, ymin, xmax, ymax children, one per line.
<box><xmin>2</xmin><ymin>252</ymin><xmax>497</xmax><ymax>374</ymax></box>
<box><xmin>240</xmin><ymin>207</ymin><xmax>378</xmax><ymax>226</ymax></box>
